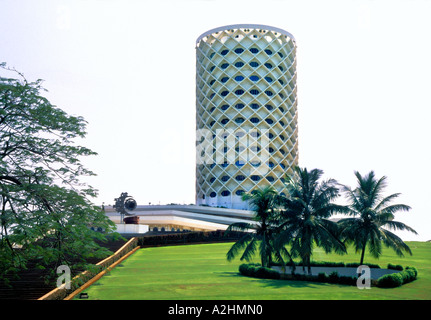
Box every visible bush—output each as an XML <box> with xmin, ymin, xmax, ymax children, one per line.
<box><xmin>239</xmin><ymin>264</ymin><xmax>259</xmax><ymax>277</ymax></box>
<box><xmin>403</xmin><ymin>266</ymin><xmax>418</xmax><ymax>283</ymax></box>
<box><xmin>255</xmin><ymin>267</ymin><xmax>280</xmax><ymax>280</ymax></box>
<box><xmin>239</xmin><ymin>264</ymin><xmax>280</xmax><ymax>279</ymax></box>
<box><xmin>328</xmin><ymin>271</ymin><xmax>340</xmax><ymax>283</ymax></box>
<box><xmin>137</xmin><ymin>230</ymin><xmax>246</xmax><ymax>246</ymax></box>
<box><xmin>241</xmin><ymin>263</ymin><xmax>417</xmax><ymax>288</ymax></box>
<box><xmin>377</xmin><ymin>266</ymin><xmax>418</xmax><ymax>288</ymax></box>
<box><xmin>344</xmin><ymin>262</ymin><xmax>359</xmax><ymax>268</ymax></box>
<box><xmin>405</xmin><ymin>266</ymin><xmax>418</xmax><ymax>278</ymax></box>
<box><xmin>377</xmin><ymin>273</ymin><xmax>404</xmax><ymax>288</ymax></box>
<box><xmin>317</xmin><ymin>272</ymin><xmax>328</xmax><ymax>282</ymax></box>
<box><xmin>309</xmin><ymin>261</ymin><xmax>345</xmax><ymax>268</ymax></box>
<box><xmin>387</xmin><ymin>263</ymin><xmax>403</xmax><ymax>271</ymax></box>
<box><xmin>344</xmin><ymin>262</ymin><xmax>381</xmax><ymax>269</ymax></box>
<box><xmin>403</xmin><ymin>269</ymin><xmax>416</xmax><ymax>283</ymax></box>
<box><xmin>338</xmin><ymin>276</ymin><xmax>357</xmax><ymax>286</ymax></box>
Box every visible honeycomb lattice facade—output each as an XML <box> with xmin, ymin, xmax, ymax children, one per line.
<box><xmin>195</xmin><ymin>24</ymin><xmax>298</xmax><ymax>209</ymax></box>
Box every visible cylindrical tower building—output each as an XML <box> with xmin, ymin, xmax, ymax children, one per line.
<box><xmin>195</xmin><ymin>24</ymin><xmax>298</xmax><ymax>209</ymax></box>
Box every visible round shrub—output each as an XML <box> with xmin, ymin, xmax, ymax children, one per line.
<box><xmin>377</xmin><ymin>265</ymin><xmax>418</xmax><ymax>288</ymax></box>
<box><xmin>377</xmin><ymin>273</ymin><xmax>404</xmax><ymax>288</ymax></box>
<box><xmin>239</xmin><ymin>263</ymin><xmax>259</xmax><ymax>277</ymax></box>
<box><xmin>403</xmin><ymin>269</ymin><xmax>416</xmax><ymax>283</ymax></box>
<box><xmin>405</xmin><ymin>266</ymin><xmax>418</xmax><ymax>278</ymax></box>
<box><xmin>402</xmin><ymin>267</ymin><xmax>418</xmax><ymax>284</ymax></box>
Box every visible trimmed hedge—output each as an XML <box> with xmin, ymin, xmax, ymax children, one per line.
<box><xmin>319</xmin><ymin>271</ymin><xmax>358</xmax><ymax>286</ymax></box>
<box><xmin>345</xmin><ymin>262</ymin><xmax>380</xmax><ymax>269</ymax></box>
<box><xmin>376</xmin><ymin>266</ymin><xmax>418</xmax><ymax>288</ymax></box>
<box><xmin>137</xmin><ymin>230</ymin><xmax>246</xmax><ymax>246</ymax></box>
<box><xmin>239</xmin><ymin>264</ymin><xmax>280</xmax><ymax>280</ymax></box>
<box><xmin>387</xmin><ymin>263</ymin><xmax>403</xmax><ymax>271</ymax></box>
<box><xmin>239</xmin><ymin>263</ymin><xmax>418</xmax><ymax>288</ymax></box>
<box><xmin>271</xmin><ymin>260</ymin><xmax>381</xmax><ymax>269</ymax></box>
<box><xmin>239</xmin><ymin>263</ymin><xmax>357</xmax><ymax>285</ymax></box>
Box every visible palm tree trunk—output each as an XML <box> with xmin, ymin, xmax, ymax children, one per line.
<box><xmin>290</xmin><ymin>259</ymin><xmax>296</xmax><ymax>275</ymax></box>
<box><xmin>360</xmin><ymin>242</ymin><xmax>367</xmax><ymax>265</ymax></box>
<box><xmin>307</xmin><ymin>256</ymin><xmax>311</xmax><ymax>275</ymax></box>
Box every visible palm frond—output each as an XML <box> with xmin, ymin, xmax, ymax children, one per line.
<box><xmin>380</xmin><ymin>228</ymin><xmax>413</xmax><ymax>256</ymax></box>
<box><xmin>367</xmin><ymin>226</ymin><xmax>383</xmax><ymax>259</ymax></box>
<box><xmin>225</xmin><ymin>222</ymin><xmax>255</xmax><ymax>234</ymax></box>
<box><xmin>369</xmin><ymin>174</ymin><xmax>388</xmax><ymax>208</ymax></box>
<box><xmin>314</xmin><ymin>203</ymin><xmax>350</xmax><ymax>218</ymax></box>
<box><xmin>275</xmin><ymin>224</ymin><xmax>296</xmax><ymax>248</ymax></box>
<box><xmin>314</xmin><ymin>219</ymin><xmax>347</xmax><ymax>254</ymax></box>
<box><xmin>374</xmin><ymin>193</ymin><xmax>401</xmax><ymax>211</ymax></box>
<box><xmin>382</xmin><ymin>220</ymin><xmax>418</xmax><ymax>234</ymax></box>
<box><xmin>226</xmin><ymin>233</ymin><xmax>254</xmax><ymax>262</ymax></box>
<box><xmin>341</xmin><ymin>185</ymin><xmax>363</xmax><ymax>214</ymax></box>
<box><xmin>240</xmin><ymin>238</ymin><xmax>258</xmax><ymax>262</ymax></box>
<box><xmin>378</xmin><ymin>204</ymin><xmax>411</xmax><ymax>215</ymax></box>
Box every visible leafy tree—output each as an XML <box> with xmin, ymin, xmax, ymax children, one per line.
<box><xmin>0</xmin><ymin>63</ymin><xmax>117</xmax><ymax>285</ymax></box>
<box><xmin>225</xmin><ymin>186</ymin><xmax>291</xmax><ymax>268</ymax></box>
<box><xmin>338</xmin><ymin>171</ymin><xmax>417</xmax><ymax>264</ymax></box>
<box><xmin>277</xmin><ymin>167</ymin><xmax>347</xmax><ymax>274</ymax></box>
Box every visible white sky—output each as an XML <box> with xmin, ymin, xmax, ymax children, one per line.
<box><xmin>1</xmin><ymin>0</ymin><xmax>430</xmax><ymax>241</ymax></box>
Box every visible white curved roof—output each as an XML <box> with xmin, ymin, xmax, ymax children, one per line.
<box><xmin>196</xmin><ymin>24</ymin><xmax>296</xmax><ymax>44</ymax></box>
<box><xmin>106</xmin><ymin>204</ymin><xmax>257</xmax><ymax>231</ymax></box>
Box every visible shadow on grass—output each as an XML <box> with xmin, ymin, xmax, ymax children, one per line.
<box><xmin>214</xmin><ymin>271</ymin><xmax>329</xmax><ymax>289</ymax></box>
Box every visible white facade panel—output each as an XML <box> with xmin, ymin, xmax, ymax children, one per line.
<box><xmin>195</xmin><ymin>25</ymin><xmax>299</xmax><ymax>209</ymax></box>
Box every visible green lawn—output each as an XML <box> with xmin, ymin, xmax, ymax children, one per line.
<box><xmin>81</xmin><ymin>241</ymin><xmax>431</xmax><ymax>300</ymax></box>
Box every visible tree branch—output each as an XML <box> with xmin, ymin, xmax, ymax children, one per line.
<box><xmin>0</xmin><ymin>175</ymin><xmax>22</xmax><ymax>185</ymax></box>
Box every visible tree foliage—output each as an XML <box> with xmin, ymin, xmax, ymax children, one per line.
<box><xmin>225</xmin><ymin>186</ymin><xmax>291</xmax><ymax>268</ymax></box>
<box><xmin>277</xmin><ymin>167</ymin><xmax>348</xmax><ymax>273</ymax></box>
<box><xmin>0</xmin><ymin>63</ymin><xmax>117</xmax><ymax>284</ymax></box>
<box><xmin>226</xmin><ymin>167</ymin><xmax>417</xmax><ymax>275</ymax></box>
<box><xmin>337</xmin><ymin>171</ymin><xmax>417</xmax><ymax>264</ymax></box>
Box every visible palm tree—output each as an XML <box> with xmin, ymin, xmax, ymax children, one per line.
<box><xmin>225</xmin><ymin>186</ymin><xmax>290</xmax><ymax>268</ymax></box>
<box><xmin>338</xmin><ymin>171</ymin><xmax>417</xmax><ymax>265</ymax></box>
<box><xmin>277</xmin><ymin>166</ymin><xmax>348</xmax><ymax>274</ymax></box>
